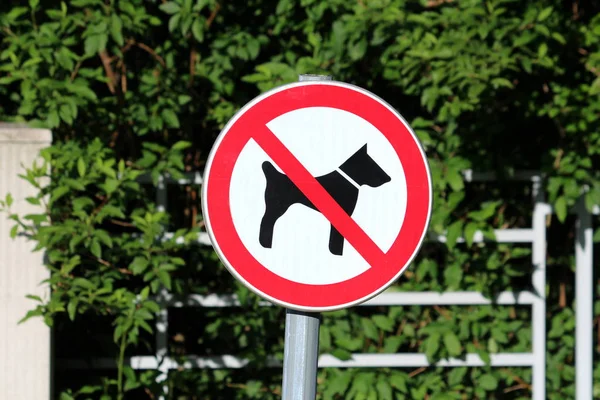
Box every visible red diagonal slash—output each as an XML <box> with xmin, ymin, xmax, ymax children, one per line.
<box><xmin>252</xmin><ymin>126</ymin><xmax>388</xmax><ymax>269</ymax></box>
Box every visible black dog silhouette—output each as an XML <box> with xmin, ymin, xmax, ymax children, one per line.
<box><xmin>258</xmin><ymin>144</ymin><xmax>391</xmax><ymax>256</ymax></box>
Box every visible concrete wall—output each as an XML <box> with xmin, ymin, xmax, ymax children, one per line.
<box><xmin>0</xmin><ymin>125</ymin><xmax>52</xmax><ymax>400</ymax></box>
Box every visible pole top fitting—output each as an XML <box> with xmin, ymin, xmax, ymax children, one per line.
<box><xmin>298</xmin><ymin>74</ymin><xmax>333</xmax><ymax>82</ymax></box>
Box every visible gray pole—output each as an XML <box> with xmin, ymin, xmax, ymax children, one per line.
<box><xmin>281</xmin><ymin>73</ymin><xmax>332</xmax><ymax>400</ymax></box>
<box><xmin>281</xmin><ymin>310</ymin><xmax>321</xmax><ymax>400</ymax></box>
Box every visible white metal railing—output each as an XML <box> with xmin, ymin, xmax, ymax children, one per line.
<box><xmin>56</xmin><ymin>170</ymin><xmax>600</xmax><ymax>400</ymax></box>
<box><xmin>575</xmin><ymin>201</ymin><xmax>599</xmax><ymax>400</ymax></box>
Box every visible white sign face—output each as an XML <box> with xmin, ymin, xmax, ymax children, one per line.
<box><xmin>202</xmin><ymin>81</ymin><xmax>432</xmax><ymax>311</ymax></box>
<box><xmin>229</xmin><ymin>107</ymin><xmax>407</xmax><ymax>285</ymax></box>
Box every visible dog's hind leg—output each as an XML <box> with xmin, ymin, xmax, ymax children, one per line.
<box><xmin>260</xmin><ymin>209</ymin><xmax>288</xmax><ymax>248</ymax></box>
<box><xmin>259</xmin><ymin>161</ymin><xmax>287</xmax><ymax>248</ymax></box>
<box><xmin>328</xmin><ymin>225</ymin><xmax>344</xmax><ymax>256</ymax></box>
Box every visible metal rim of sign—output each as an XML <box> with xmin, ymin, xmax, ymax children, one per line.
<box><xmin>201</xmin><ymin>80</ymin><xmax>433</xmax><ymax>312</ymax></box>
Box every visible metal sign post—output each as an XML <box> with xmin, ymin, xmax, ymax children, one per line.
<box><xmin>282</xmin><ymin>310</ymin><xmax>320</xmax><ymax>399</ymax></box>
<box><xmin>281</xmin><ymin>74</ymin><xmax>331</xmax><ymax>400</ymax></box>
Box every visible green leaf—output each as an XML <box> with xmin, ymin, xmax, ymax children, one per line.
<box><xmin>447</xmin><ymin>168</ymin><xmax>464</xmax><ymax>191</ymax></box>
<box><xmin>67</xmin><ymin>300</ymin><xmax>77</xmax><ymax>321</ymax></box>
<box><xmin>110</xmin><ymin>14</ymin><xmax>124</xmax><ymax>46</ymax></box>
<box><xmin>10</xmin><ymin>225</ymin><xmax>19</xmax><ymax>239</ymax></box>
<box><xmin>488</xmin><ymin>337</ymin><xmax>498</xmax><ymax>353</ymax></box>
<box><xmin>325</xmin><ymin>371</ymin><xmax>351</xmax><ymax>395</ymax></box>
<box><xmin>464</xmin><ymin>222</ymin><xmax>478</xmax><ymax>247</ymax></box>
<box><xmin>390</xmin><ymin>373</ymin><xmax>407</xmax><ymax>392</ymax></box>
<box><xmin>51</xmin><ymin>186</ymin><xmax>70</xmax><ymax>204</ymax></box>
<box><xmin>445</xmin><ymin>220</ymin><xmax>463</xmax><ymax>249</ymax></box>
<box><xmin>6</xmin><ymin>193</ymin><xmax>13</xmax><ymax>207</ymax></box>
<box><xmin>161</xmin><ymin>109</ymin><xmax>180</xmax><ymax>128</ymax></box>
<box><xmin>376</xmin><ymin>377</ymin><xmax>393</xmax><ymax>400</ymax></box>
<box><xmin>72</xmin><ymin>278</ymin><xmax>95</xmax><ymax>290</ymax></box>
<box><xmin>448</xmin><ymin>367</ymin><xmax>467</xmax><ymax>386</ymax></box>
<box><xmin>594</xmin><ymin>228</ymin><xmax>600</xmax><ymax>243</ymax></box>
<box><xmin>103</xmin><ymin>178</ymin><xmax>119</xmax><ymax>194</ymax></box>
<box><xmin>67</xmin><ymin>84</ymin><xmax>98</xmax><ymax>101</ymax></box>
<box><xmin>331</xmin><ymin>348</ymin><xmax>352</xmax><ymax>361</ymax></box>
<box><xmin>18</xmin><ymin>309</ymin><xmax>43</xmax><ymax>324</ymax></box>
<box><xmin>90</xmin><ymin>240</ymin><xmax>102</xmax><ymax>258</ymax></box>
<box><xmin>26</xmin><ymin>196</ymin><xmax>40</xmax><ymax>205</ymax></box>
<box><xmin>160</xmin><ymin>2</ymin><xmax>181</xmax><ymax>14</ymax></box>
<box><xmin>47</xmin><ymin>110</ymin><xmax>60</xmax><ymax>128</ymax></box>
<box><xmin>26</xmin><ymin>294</ymin><xmax>42</xmax><ymax>302</ymax></box>
<box><xmin>537</xmin><ymin>6</ymin><xmax>553</xmax><ymax>22</ymax></box>
<box><xmin>538</xmin><ymin>43</ymin><xmax>548</xmax><ymax>58</ymax></box>
<box><xmin>24</xmin><ymin>213</ymin><xmax>47</xmax><ymax>224</ymax></box>
<box><xmin>425</xmin><ymin>332</ymin><xmax>440</xmax><ymax>359</ymax></box>
<box><xmin>78</xmin><ymin>386</ymin><xmax>100</xmax><ymax>394</ymax></box>
<box><xmin>124</xmin><ymin>366</ymin><xmax>140</xmax><ymax>391</ymax></box>
<box><xmin>172</xmin><ymin>141</ymin><xmax>192</xmax><ymax>151</ymax></box>
<box><xmin>552</xmin><ymin>32</ymin><xmax>566</xmax><ymax>45</ymax></box>
<box><xmin>168</xmin><ymin>14</ymin><xmax>181</xmax><ymax>32</ymax></box>
<box><xmin>361</xmin><ymin>318</ymin><xmax>379</xmax><ymax>340</ymax></box>
<box><xmin>95</xmin><ymin>229</ymin><xmax>113</xmax><ymax>248</ymax></box>
<box><xmin>479</xmin><ymin>374</ymin><xmax>498</xmax><ymax>391</ymax></box>
<box><xmin>84</xmin><ymin>34</ymin><xmax>108</xmax><ymax>55</ymax></box>
<box><xmin>192</xmin><ymin>18</ymin><xmax>204</xmax><ymax>42</ymax></box>
<box><xmin>372</xmin><ymin>315</ymin><xmax>394</xmax><ymax>332</ymax></box>
<box><xmin>129</xmin><ymin>257</ymin><xmax>149</xmax><ymax>275</ymax></box>
<box><xmin>113</xmin><ymin>324</ymin><xmax>124</xmax><ymax>343</ymax></box>
<box><xmin>443</xmin><ymin>331</ymin><xmax>461</xmax><ymax>356</ymax></box>
<box><xmin>157</xmin><ymin>269</ymin><xmax>172</xmax><ymax>289</ymax></box>
<box><xmin>349</xmin><ymin>37</ymin><xmax>368</xmax><ymax>61</ymax></box>
<box><xmin>6</xmin><ymin>7</ymin><xmax>28</xmax><ymax>22</ymax></box>
<box><xmin>555</xmin><ymin>196</ymin><xmax>567</xmax><ymax>222</ymax></box>
<box><xmin>382</xmin><ymin>336</ymin><xmax>402</xmax><ymax>353</ymax></box>
<box><xmin>59</xmin><ymin>104</ymin><xmax>74</xmax><ymax>125</ymax></box>
<box><xmin>444</xmin><ymin>263</ymin><xmax>463</xmax><ymax>289</ymax></box>
<box><xmin>77</xmin><ymin>158</ymin><xmax>86</xmax><ymax>177</ymax></box>
<box><xmin>244</xmin><ymin>381</ymin><xmax>262</xmax><ymax>397</ymax></box>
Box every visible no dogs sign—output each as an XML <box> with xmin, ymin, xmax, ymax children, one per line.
<box><xmin>202</xmin><ymin>80</ymin><xmax>432</xmax><ymax>311</ymax></box>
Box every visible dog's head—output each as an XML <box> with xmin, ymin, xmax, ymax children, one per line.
<box><xmin>341</xmin><ymin>144</ymin><xmax>391</xmax><ymax>187</ymax></box>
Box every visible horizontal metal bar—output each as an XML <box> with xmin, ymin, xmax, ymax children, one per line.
<box><xmin>430</xmin><ymin>229</ymin><xmax>534</xmax><ymax>244</ymax></box>
<box><xmin>362</xmin><ymin>290</ymin><xmax>538</xmax><ymax>306</ymax></box>
<box><xmin>162</xmin><ymin>290</ymin><xmax>537</xmax><ymax>308</ymax></box>
<box><xmin>162</xmin><ymin>232</ymin><xmax>211</xmax><ymax>246</ymax></box>
<box><xmin>163</xmin><ymin>293</ymin><xmax>241</xmax><ymax>307</ymax></box>
<box><xmin>138</xmin><ymin>172</ymin><xmax>204</xmax><ymax>185</ymax></box>
<box><xmin>57</xmin><ymin>352</ymin><xmax>533</xmax><ymax>370</ymax></box>
<box><xmin>318</xmin><ymin>353</ymin><xmax>534</xmax><ymax>368</ymax></box>
<box><xmin>166</xmin><ymin>229</ymin><xmax>535</xmax><ymax>248</ymax></box>
<box><xmin>462</xmin><ymin>170</ymin><xmax>541</xmax><ymax>183</ymax></box>
<box><xmin>141</xmin><ymin>170</ymin><xmax>542</xmax><ymax>186</ymax></box>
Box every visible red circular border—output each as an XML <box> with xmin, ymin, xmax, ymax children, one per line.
<box><xmin>204</xmin><ymin>83</ymin><xmax>431</xmax><ymax>310</ymax></box>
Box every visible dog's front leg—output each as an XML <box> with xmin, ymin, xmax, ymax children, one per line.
<box><xmin>328</xmin><ymin>225</ymin><xmax>344</xmax><ymax>256</ymax></box>
<box><xmin>259</xmin><ymin>212</ymin><xmax>277</xmax><ymax>248</ymax></box>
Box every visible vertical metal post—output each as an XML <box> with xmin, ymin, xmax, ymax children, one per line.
<box><xmin>575</xmin><ymin>198</ymin><xmax>593</xmax><ymax>400</ymax></box>
<box><xmin>531</xmin><ymin>201</ymin><xmax>550</xmax><ymax>400</ymax></box>
<box><xmin>155</xmin><ymin>176</ymin><xmax>170</xmax><ymax>400</ymax></box>
<box><xmin>281</xmin><ymin>73</ymin><xmax>331</xmax><ymax>400</ymax></box>
<box><xmin>282</xmin><ymin>310</ymin><xmax>321</xmax><ymax>399</ymax></box>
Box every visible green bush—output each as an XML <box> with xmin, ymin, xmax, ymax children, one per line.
<box><xmin>1</xmin><ymin>0</ymin><xmax>599</xmax><ymax>399</ymax></box>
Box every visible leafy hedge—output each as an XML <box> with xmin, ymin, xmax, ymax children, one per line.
<box><xmin>1</xmin><ymin>0</ymin><xmax>600</xmax><ymax>399</ymax></box>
